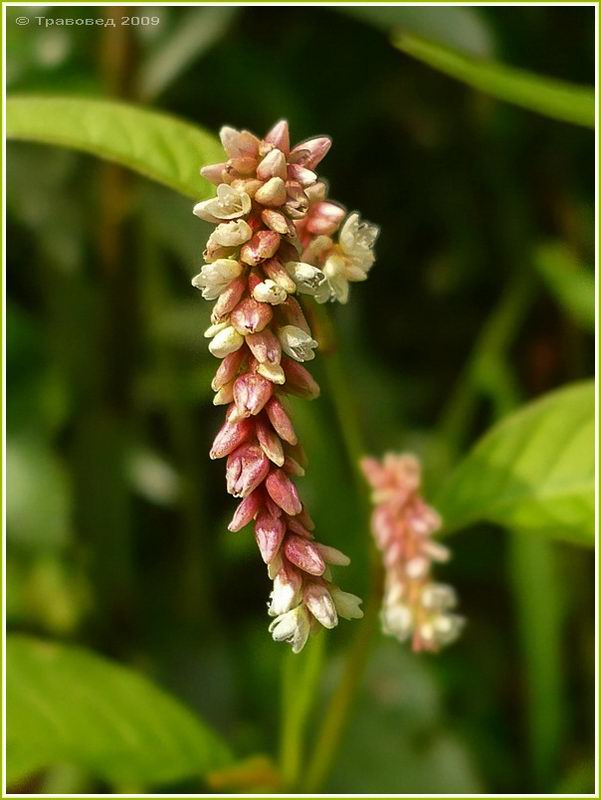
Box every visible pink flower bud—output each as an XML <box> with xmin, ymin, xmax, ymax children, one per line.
<box><xmin>220</xmin><ymin>126</ymin><xmax>260</xmax><ymax>159</ymax></box>
<box><xmin>254</xmin><ymin>511</ymin><xmax>286</xmax><ymax>563</ymax></box>
<box><xmin>233</xmin><ymin>372</ymin><xmax>273</xmax><ymax>417</ymax></box>
<box><xmin>210</xmin><ymin>417</ymin><xmax>254</xmax><ymax>459</ymax></box>
<box><xmin>228</xmin><ymin>488</ymin><xmax>263</xmax><ymax>532</ymax></box>
<box><xmin>287</xmin><ymin>516</ymin><xmax>313</xmax><ymax>538</ymax></box>
<box><xmin>229</xmin><ymin>156</ymin><xmax>258</xmax><ymax>176</ymax></box>
<box><xmin>261</xmin><ymin>209</ymin><xmax>294</xmax><ymax>236</ymax></box>
<box><xmin>257</xmin><ymin>149</ymin><xmax>288</xmax><ymax>181</ymax></box>
<box><xmin>246</xmin><ymin>330</ymin><xmax>281</xmax><ymax>365</ymax></box>
<box><xmin>289</xmin><ymin>136</ymin><xmax>332</xmax><ymax>169</ymax></box>
<box><xmin>264</xmin><ymin>120</ymin><xmax>290</xmax><ymax>155</ymax></box>
<box><xmin>306</xmin><ymin>201</ymin><xmax>346</xmax><ymax>236</ymax></box>
<box><xmin>213</xmin><ymin>381</ymin><xmax>234</xmax><ymax>406</ymax></box>
<box><xmin>265</xmin><ymin>469</ymin><xmax>302</xmax><ymax>516</ymax></box>
<box><xmin>278</xmin><ymin>297</ymin><xmax>312</xmax><ymax>335</ymax></box>
<box><xmin>283</xmin><ymin>455</ymin><xmax>305</xmax><ymax>477</ymax></box>
<box><xmin>211</xmin><ymin>349</ymin><xmax>246</xmax><ymax>391</ymax></box>
<box><xmin>287</xmin><ymin>163</ymin><xmax>317</xmax><ymax>188</ymax></box>
<box><xmin>211</xmin><ymin>275</ymin><xmax>247</xmax><ymax>323</ymax></box>
<box><xmin>200</xmin><ymin>162</ymin><xmax>229</xmax><ymax>184</ymax></box>
<box><xmin>282</xmin><ymin>358</ymin><xmax>321</xmax><ymax>399</ymax></box>
<box><xmin>262</xmin><ymin>258</ymin><xmax>297</xmax><ymax>293</ymax></box>
<box><xmin>265</xmin><ymin>397</ymin><xmax>298</xmax><ymax>445</ymax></box>
<box><xmin>226</xmin><ymin>443</ymin><xmax>270</xmax><ymax>498</ymax></box>
<box><xmin>231</xmin><ymin>297</ymin><xmax>273</xmax><ymax>335</ymax></box>
<box><xmin>284</xmin><ymin>534</ymin><xmax>326</xmax><ymax>576</ymax></box>
<box><xmin>240</xmin><ymin>230</ymin><xmax>281</xmax><ymax>266</ymax></box>
<box><xmin>254</xmin><ymin>177</ymin><xmax>287</xmax><ymax>207</ymax></box>
<box><xmin>256</xmin><ymin>417</ymin><xmax>285</xmax><ymax>466</ymax></box>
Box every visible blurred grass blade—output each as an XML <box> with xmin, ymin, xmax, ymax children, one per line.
<box><xmin>6</xmin><ymin>96</ymin><xmax>223</xmax><ymax>198</ymax></box>
<box><xmin>534</xmin><ymin>242</ymin><xmax>595</xmax><ymax>331</ymax></box>
<box><xmin>435</xmin><ymin>381</ymin><xmax>595</xmax><ymax>545</ymax></box>
<box><xmin>7</xmin><ymin>635</ymin><xmax>232</xmax><ymax>787</ymax></box>
<box><xmin>509</xmin><ymin>535</ymin><xmax>564</xmax><ymax>789</ymax></box>
<box><xmin>341</xmin><ymin>6</ymin><xmax>494</xmax><ymax>58</ymax></box>
<box><xmin>393</xmin><ymin>32</ymin><xmax>594</xmax><ymax>128</ymax></box>
<box><xmin>138</xmin><ymin>7</ymin><xmax>238</xmax><ymax>100</ymax></box>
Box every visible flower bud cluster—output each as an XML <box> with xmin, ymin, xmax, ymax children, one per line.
<box><xmin>194</xmin><ymin>121</ymin><xmax>371</xmax><ymax>652</ymax></box>
<box><xmin>360</xmin><ymin>453</ymin><xmax>464</xmax><ymax>652</ymax></box>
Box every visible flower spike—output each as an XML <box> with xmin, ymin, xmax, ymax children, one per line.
<box><xmin>360</xmin><ymin>453</ymin><xmax>464</xmax><ymax>652</ymax></box>
<box><xmin>193</xmin><ymin>121</ymin><xmax>376</xmax><ymax>652</ymax></box>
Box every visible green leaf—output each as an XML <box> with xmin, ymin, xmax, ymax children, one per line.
<box><xmin>341</xmin><ymin>6</ymin><xmax>494</xmax><ymax>58</ymax></box>
<box><xmin>6</xmin><ymin>96</ymin><xmax>223</xmax><ymax>198</ymax></box>
<box><xmin>393</xmin><ymin>32</ymin><xmax>594</xmax><ymax>128</ymax></box>
<box><xmin>534</xmin><ymin>242</ymin><xmax>595</xmax><ymax>331</ymax></box>
<box><xmin>6</xmin><ymin>635</ymin><xmax>231</xmax><ymax>787</ymax></box>
<box><xmin>435</xmin><ymin>382</ymin><xmax>594</xmax><ymax>545</ymax></box>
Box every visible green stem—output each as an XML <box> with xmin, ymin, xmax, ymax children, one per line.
<box><xmin>279</xmin><ymin>631</ymin><xmax>326</xmax><ymax>788</ymax></box>
<box><xmin>303</xmin><ymin>562</ymin><xmax>384</xmax><ymax>792</ymax></box>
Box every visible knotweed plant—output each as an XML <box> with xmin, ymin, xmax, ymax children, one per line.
<box><xmin>361</xmin><ymin>453</ymin><xmax>464</xmax><ymax>652</ymax></box>
<box><xmin>193</xmin><ymin>121</ymin><xmax>378</xmax><ymax>653</ymax></box>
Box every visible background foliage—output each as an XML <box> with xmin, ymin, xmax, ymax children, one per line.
<box><xmin>6</xmin><ymin>4</ymin><xmax>595</xmax><ymax>794</ymax></box>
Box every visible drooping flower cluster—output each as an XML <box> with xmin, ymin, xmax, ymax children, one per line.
<box><xmin>193</xmin><ymin>121</ymin><xmax>376</xmax><ymax>652</ymax></box>
<box><xmin>360</xmin><ymin>453</ymin><xmax>464</xmax><ymax>652</ymax></box>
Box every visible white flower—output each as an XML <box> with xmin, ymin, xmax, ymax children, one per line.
<box><xmin>432</xmin><ymin>613</ymin><xmax>464</xmax><ymax>646</ymax></box>
<box><xmin>252</xmin><ymin>279</ymin><xmax>288</xmax><ymax>305</ymax></box>
<box><xmin>208</xmin><ymin>325</ymin><xmax>244</xmax><ymax>358</ymax></box>
<box><xmin>339</xmin><ymin>212</ymin><xmax>379</xmax><ymax>263</ymax></box>
<box><xmin>421</xmin><ymin>583</ymin><xmax>457</xmax><ymax>612</ymax></box>
<box><xmin>191</xmin><ymin>258</ymin><xmax>242</xmax><ymax>300</ymax></box>
<box><xmin>208</xmin><ymin>219</ymin><xmax>253</xmax><ymax>248</ymax></box>
<box><xmin>323</xmin><ymin>255</ymin><xmax>350</xmax><ymax>304</ymax></box>
<box><xmin>330</xmin><ymin>588</ymin><xmax>364</xmax><ymax>620</ymax></box>
<box><xmin>257</xmin><ymin>362</ymin><xmax>286</xmax><ymax>385</ymax></box>
<box><xmin>304</xmin><ymin>584</ymin><xmax>338</xmax><ymax>629</ymax></box>
<box><xmin>284</xmin><ymin>261</ymin><xmax>327</xmax><ymax>296</ymax></box>
<box><xmin>268</xmin><ymin>605</ymin><xmax>312</xmax><ymax>653</ymax></box>
<box><xmin>277</xmin><ymin>325</ymin><xmax>318</xmax><ymax>362</ymax></box>
<box><xmin>382</xmin><ymin>602</ymin><xmax>412</xmax><ymax>641</ymax></box>
<box><xmin>203</xmin><ymin>321</ymin><xmax>229</xmax><ymax>338</ymax></box>
<box><xmin>193</xmin><ymin>184</ymin><xmax>251</xmax><ymax>222</ymax></box>
<box><xmin>269</xmin><ymin>570</ymin><xmax>302</xmax><ymax>616</ymax></box>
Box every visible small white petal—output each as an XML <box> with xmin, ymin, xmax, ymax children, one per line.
<box><xmin>210</xmin><ymin>219</ymin><xmax>252</xmax><ymax>247</ymax></box>
<box><xmin>277</xmin><ymin>325</ymin><xmax>318</xmax><ymax>362</ymax></box>
<box><xmin>316</xmin><ymin>544</ymin><xmax>350</xmax><ymax>567</ymax></box>
<box><xmin>252</xmin><ymin>279</ymin><xmax>288</xmax><ymax>305</ymax></box>
<box><xmin>304</xmin><ymin>584</ymin><xmax>338</xmax><ymax>629</ymax></box>
<box><xmin>268</xmin><ymin>606</ymin><xmax>311</xmax><ymax>653</ymax></box>
<box><xmin>285</xmin><ymin>261</ymin><xmax>327</xmax><ymax>295</ymax></box>
<box><xmin>208</xmin><ymin>325</ymin><xmax>244</xmax><ymax>358</ymax></box>
<box><xmin>257</xmin><ymin>362</ymin><xmax>286</xmax><ymax>385</ymax></box>
<box><xmin>330</xmin><ymin>588</ymin><xmax>364</xmax><ymax>620</ymax></box>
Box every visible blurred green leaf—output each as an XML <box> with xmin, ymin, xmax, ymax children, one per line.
<box><xmin>436</xmin><ymin>382</ymin><xmax>594</xmax><ymax>545</ymax></box>
<box><xmin>393</xmin><ymin>32</ymin><xmax>594</xmax><ymax>128</ymax></box>
<box><xmin>7</xmin><ymin>635</ymin><xmax>232</xmax><ymax>787</ymax></box>
<box><xmin>7</xmin><ymin>438</ymin><xmax>71</xmax><ymax>551</ymax></box>
<box><xmin>341</xmin><ymin>6</ymin><xmax>494</xmax><ymax>58</ymax></box>
<box><xmin>138</xmin><ymin>7</ymin><xmax>238</xmax><ymax>100</ymax></box>
<box><xmin>6</xmin><ymin>96</ymin><xmax>223</xmax><ymax>197</ymax></box>
<box><xmin>534</xmin><ymin>242</ymin><xmax>595</xmax><ymax>331</ymax></box>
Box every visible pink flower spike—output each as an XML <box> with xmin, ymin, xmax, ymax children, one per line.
<box><xmin>266</xmin><ymin>469</ymin><xmax>303</xmax><ymax>516</ymax></box>
<box><xmin>264</xmin><ymin>120</ymin><xmax>290</xmax><ymax>155</ymax></box>
<box><xmin>284</xmin><ymin>534</ymin><xmax>326</xmax><ymax>576</ymax></box>
<box><xmin>289</xmin><ymin>136</ymin><xmax>332</xmax><ymax>169</ymax></box>
<box><xmin>226</xmin><ymin>443</ymin><xmax>270</xmax><ymax>498</ymax></box>
<box><xmin>228</xmin><ymin>489</ymin><xmax>263</xmax><ymax>532</ymax></box>
<box><xmin>231</xmin><ymin>297</ymin><xmax>273</xmax><ymax>335</ymax></box>
<box><xmin>210</xmin><ymin>417</ymin><xmax>254</xmax><ymax>459</ymax></box>
<box><xmin>265</xmin><ymin>397</ymin><xmax>298</xmax><ymax>445</ymax></box>
<box><xmin>254</xmin><ymin>512</ymin><xmax>286</xmax><ymax>563</ymax></box>
<box><xmin>256</xmin><ymin>417</ymin><xmax>285</xmax><ymax>466</ymax></box>
<box><xmin>233</xmin><ymin>372</ymin><xmax>273</xmax><ymax>417</ymax></box>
